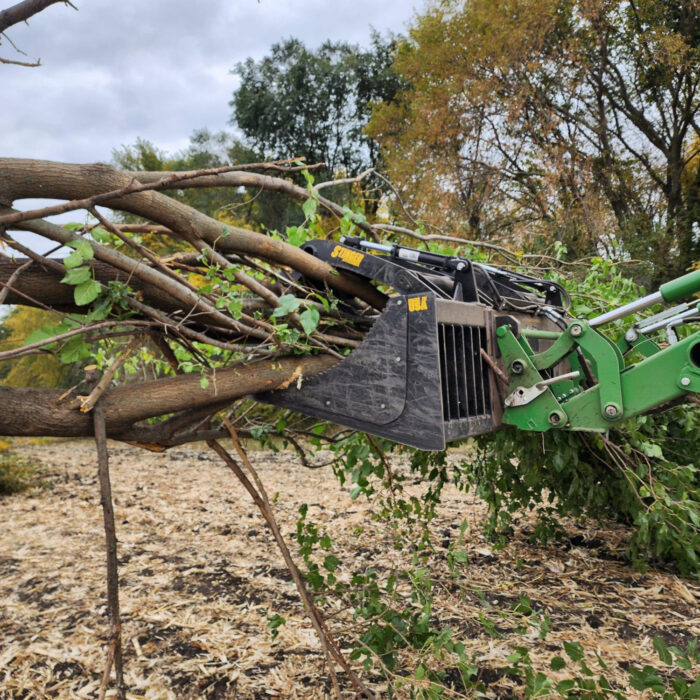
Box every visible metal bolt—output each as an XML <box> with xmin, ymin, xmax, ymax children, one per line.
<box><xmin>380</xmin><ymin>403</ymin><xmax>386</xmax><ymax>409</ymax></box>
<box><xmin>396</xmin><ymin>299</ymin><xmax>402</xmax><ymax>306</ymax></box>
<box><xmin>681</xmin><ymin>377</ymin><xmax>691</xmax><ymax>387</ymax></box>
<box><xmin>604</xmin><ymin>404</ymin><xmax>619</xmax><ymax>418</ymax></box>
<box><xmin>549</xmin><ymin>412</ymin><xmax>562</xmax><ymax>425</ymax></box>
<box><xmin>325</xmin><ymin>400</ymin><xmax>331</xmax><ymax>406</ymax></box>
<box><xmin>456</xmin><ymin>262</ymin><xmax>466</xmax><ymax>270</ymax></box>
<box><xmin>570</xmin><ymin>324</ymin><xmax>583</xmax><ymax>338</ymax></box>
<box><xmin>625</xmin><ymin>328</ymin><xmax>638</xmax><ymax>343</ymax></box>
<box><xmin>511</xmin><ymin>360</ymin><xmax>524</xmax><ymax>375</ymax></box>
<box><xmin>396</xmin><ymin>356</ymin><xmax>401</xmax><ymax>362</ymax></box>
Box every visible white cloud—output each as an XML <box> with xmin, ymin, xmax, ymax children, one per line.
<box><xmin>1</xmin><ymin>0</ymin><xmax>419</xmax><ymax>164</ymax></box>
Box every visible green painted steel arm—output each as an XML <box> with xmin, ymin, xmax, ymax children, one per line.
<box><xmin>660</xmin><ymin>268</ymin><xmax>700</xmax><ymax>303</ymax></box>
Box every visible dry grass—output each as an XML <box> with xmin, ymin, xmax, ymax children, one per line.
<box><xmin>0</xmin><ymin>439</ymin><xmax>698</xmax><ymax>698</ymax></box>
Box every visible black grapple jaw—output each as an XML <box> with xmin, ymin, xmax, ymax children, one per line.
<box><xmin>256</xmin><ymin>292</ymin><xmax>499</xmax><ymax>450</ymax></box>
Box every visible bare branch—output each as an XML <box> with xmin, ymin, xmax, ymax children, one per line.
<box><xmin>0</xmin><ymin>0</ymin><xmax>68</xmax><ymax>34</ymax></box>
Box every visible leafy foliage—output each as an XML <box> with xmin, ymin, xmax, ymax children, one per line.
<box><xmin>0</xmin><ymin>307</ymin><xmax>81</xmax><ymax>388</ymax></box>
<box><xmin>368</xmin><ymin>0</ymin><xmax>700</xmax><ymax>280</ymax></box>
<box><xmin>231</xmin><ymin>33</ymin><xmax>403</xmax><ymax>180</ymax></box>
<box><xmin>471</xmin><ymin>257</ymin><xmax>700</xmax><ymax>575</ymax></box>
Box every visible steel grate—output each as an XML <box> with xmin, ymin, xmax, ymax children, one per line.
<box><xmin>438</xmin><ymin>323</ymin><xmax>491</xmax><ymax>421</ymax></box>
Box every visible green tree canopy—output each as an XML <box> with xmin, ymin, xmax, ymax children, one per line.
<box><xmin>231</xmin><ymin>33</ymin><xmax>404</xmax><ymax>179</ymax></box>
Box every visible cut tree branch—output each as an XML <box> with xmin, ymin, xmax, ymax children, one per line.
<box><xmin>0</xmin><ymin>0</ymin><xmax>69</xmax><ymax>33</ymax></box>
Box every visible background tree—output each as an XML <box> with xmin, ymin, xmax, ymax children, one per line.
<box><xmin>368</xmin><ymin>0</ymin><xmax>700</xmax><ymax>282</ymax></box>
<box><xmin>113</xmin><ymin>131</ymin><xmax>307</xmax><ymax>234</ymax></box>
<box><xmin>0</xmin><ymin>307</ymin><xmax>79</xmax><ymax>386</ymax></box>
<box><xmin>231</xmin><ymin>34</ymin><xmax>403</xmax><ymax>181</ymax></box>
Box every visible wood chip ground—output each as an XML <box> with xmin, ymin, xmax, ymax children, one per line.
<box><xmin>1</xmin><ymin>440</ymin><xmax>698</xmax><ymax>698</ymax></box>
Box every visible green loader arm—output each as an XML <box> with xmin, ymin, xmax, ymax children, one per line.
<box><xmin>496</xmin><ymin>269</ymin><xmax>700</xmax><ymax>432</ymax></box>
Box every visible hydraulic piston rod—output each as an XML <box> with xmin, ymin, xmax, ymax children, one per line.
<box><xmin>590</xmin><ymin>269</ymin><xmax>700</xmax><ymax>327</ymax></box>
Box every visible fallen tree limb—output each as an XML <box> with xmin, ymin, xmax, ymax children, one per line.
<box><xmin>0</xmin><ymin>354</ymin><xmax>338</xmax><ymax>438</ymax></box>
<box><xmin>0</xmin><ymin>158</ymin><xmax>386</xmax><ymax>308</ymax></box>
<box><xmin>93</xmin><ymin>401</ymin><xmax>126</xmax><ymax>700</ymax></box>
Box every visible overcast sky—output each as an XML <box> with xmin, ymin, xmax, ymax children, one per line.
<box><xmin>2</xmin><ymin>0</ymin><xmax>420</xmax><ymax>165</ymax></box>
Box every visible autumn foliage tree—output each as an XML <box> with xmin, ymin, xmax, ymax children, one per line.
<box><xmin>368</xmin><ymin>0</ymin><xmax>700</xmax><ymax>281</ymax></box>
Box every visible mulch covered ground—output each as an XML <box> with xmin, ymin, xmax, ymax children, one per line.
<box><xmin>1</xmin><ymin>439</ymin><xmax>698</xmax><ymax>698</ymax></box>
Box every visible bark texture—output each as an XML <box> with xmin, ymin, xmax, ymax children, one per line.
<box><xmin>0</xmin><ymin>158</ymin><xmax>385</xmax><ymax>308</ymax></box>
<box><xmin>0</xmin><ymin>355</ymin><xmax>337</xmax><ymax>439</ymax></box>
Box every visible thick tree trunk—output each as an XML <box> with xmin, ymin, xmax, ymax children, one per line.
<box><xmin>0</xmin><ymin>257</ymin><xmax>193</xmax><ymax>316</ymax></box>
<box><xmin>0</xmin><ymin>355</ymin><xmax>337</xmax><ymax>439</ymax></box>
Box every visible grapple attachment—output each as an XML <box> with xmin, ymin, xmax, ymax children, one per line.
<box><xmin>256</xmin><ymin>239</ymin><xmax>567</xmax><ymax>450</ymax></box>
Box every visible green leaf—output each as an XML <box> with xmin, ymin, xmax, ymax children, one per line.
<box><xmin>452</xmin><ymin>549</ymin><xmax>468</xmax><ymax>564</ymax></box>
<box><xmin>563</xmin><ymin>641</ymin><xmax>584</xmax><ymax>662</ymax></box>
<box><xmin>61</xmin><ymin>266</ymin><xmax>91</xmax><ymax>285</ymax></box>
<box><xmin>532</xmin><ymin>672</ymin><xmax>553</xmax><ymax>695</ymax></box>
<box><xmin>653</xmin><ymin>636</ymin><xmax>673</xmax><ymax>665</ymax></box>
<box><xmin>302</xmin><ymin>196</ymin><xmax>317</xmax><ymax>220</ymax></box>
<box><xmin>299</xmin><ymin>307</ymin><xmax>320</xmax><ymax>335</ymax></box>
<box><xmin>628</xmin><ymin>665</ymin><xmax>664</xmax><ymax>692</ymax></box>
<box><xmin>286</xmin><ymin>225</ymin><xmax>309</xmax><ymax>248</ymax></box>
<box><xmin>23</xmin><ymin>320</ymin><xmax>78</xmax><ymax>346</ymax></box>
<box><xmin>67</xmin><ymin>238</ymin><xmax>94</xmax><ymax>260</ymax></box>
<box><xmin>91</xmin><ymin>227</ymin><xmax>111</xmax><ymax>243</ymax></box>
<box><xmin>641</xmin><ymin>442</ymin><xmax>664</xmax><ymax>459</ymax></box>
<box><xmin>267</xmin><ymin>613</ymin><xmax>286</xmax><ymax>640</ymax></box>
<box><xmin>415</xmin><ymin>665</ymin><xmax>426</xmax><ymax>680</ymax></box>
<box><xmin>550</xmin><ymin>656</ymin><xmax>566</xmax><ymax>671</ymax></box>
<box><xmin>323</xmin><ymin>555</ymin><xmax>340</xmax><ymax>572</ymax></box>
<box><xmin>74</xmin><ymin>279</ymin><xmax>101</xmax><ymax>306</ymax></box>
<box><xmin>63</xmin><ymin>251</ymin><xmax>84</xmax><ymax>269</ymax></box>
<box><xmin>59</xmin><ymin>336</ymin><xmax>92</xmax><ymax>364</ymax></box>
<box><xmin>687</xmin><ymin>680</ymin><xmax>700</xmax><ymax>698</ymax></box>
<box><xmin>272</xmin><ymin>294</ymin><xmax>301</xmax><ymax>318</ymax></box>
<box><xmin>200</xmin><ymin>376</ymin><xmax>210</xmax><ymax>389</ymax></box>
<box><xmin>24</xmin><ymin>326</ymin><xmax>60</xmax><ymax>346</ymax></box>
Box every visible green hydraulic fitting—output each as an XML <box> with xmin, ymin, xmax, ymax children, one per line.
<box><xmin>660</xmin><ymin>268</ymin><xmax>700</xmax><ymax>303</ymax></box>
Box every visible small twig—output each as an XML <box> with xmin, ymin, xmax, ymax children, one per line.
<box><xmin>0</xmin><ymin>258</ymin><xmax>31</xmax><ymax>304</ymax></box>
<box><xmin>0</xmin><ymin>54</ymin><xmax>40</xmax><ymax>66</ymax></box>
<box><xmin>81</xmin><ymin>337</ymin><xmax>141</xmax><ymax>412</ymax></box>
<box><xmin>313</xmin><ymin>168</ymin><xmax>374</xmax><ymax>192</ymax></box>
<box><xmin>480</xmin><ymin>348</ymin><xmax>510</xmax><ymax>385</ymax></box>
<box><xmin>94</xmin><ymin>402</ymin><xmax>126</xmax><ymax>700</ymax></box>
<box><xmin>373</xmin><ymin>223</ymin><xmax>521</xmax><ymax>259</ymax></box>
<box><xmin>0</xmin><ymin>320</ymin><xmax>153</xmax><ymax>363</ymax></box>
